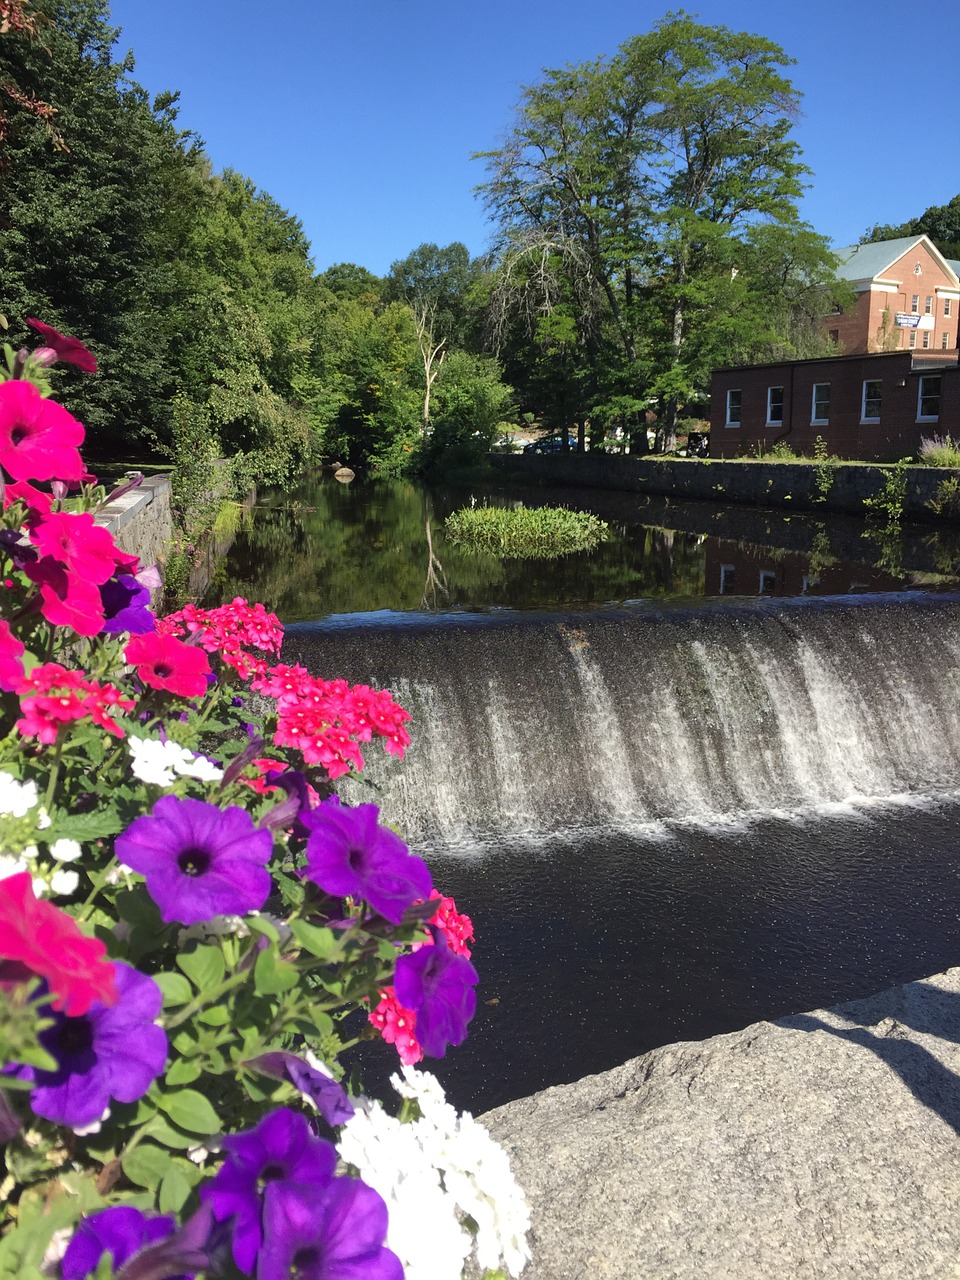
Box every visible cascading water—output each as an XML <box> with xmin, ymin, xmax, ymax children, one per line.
<box><xmin>288</xmin><ymin>595</ymin><xmax>960</xmax><ymax>849</ymax></box>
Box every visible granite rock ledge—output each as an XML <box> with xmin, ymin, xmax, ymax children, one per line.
<box><xmin>480</xmin><ymin>969</ymin><xmax>960</xmax><ymax>1279</ymax></box>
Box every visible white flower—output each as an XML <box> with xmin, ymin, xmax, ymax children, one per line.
<box><xmin>0</xmin><ymin>853</ymin><xmax>30</xmax><ymax>881</ymax></box>
<box><xmin>177</xmin><ymin>915</ymin><xmax>251</xmax><ymax>946</ymax></box>
<box><xmin>49</xmin><ymin>838</ymin><xmax>81</xmax><ymax>863</ymax></box>
<box><xmin>49</xmin><ymin>869</ymin><xmax>79</xmax><ymax>896</ymax></box>
<box><xmin>128</xmin><ymin>736</ymin><xmax>224</xmax><ymax>787</ymax></box>
<box><xmin>72</xmin><ymin>1107</ymin><xmax>110</xmax><ymax>1137</ymax></box>
<box><xmin>337</xmin><ymin>1071</ymin><xmax>531</xmax><ymax>1279</ymax></box>
<box><xmin>0</xmin><ymin>772</ymin><xmax>39</xmax><ymax>818</ymax></box>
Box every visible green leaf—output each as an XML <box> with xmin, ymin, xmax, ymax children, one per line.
<box><xmin>122</xmin><ymin>1142</ymin><xmax>172</xmax><ymax>1191</ymax></box>
<box><xmin>154</xmin><ymin>972</ymin><xmax>192</xmax><ymax>1007</ymax></box>
<box><xmin>289</xmin><ymin>919</ymin><xmax>336</xmax><ymax>959</ymax></box>
<box><xmin>158</xmin><ymin>1088</ymin><xmax>220</xmax><ymax>1135</ymax></box>
<box><xmin>142</xmin><ymin>1112</ymin><xmax>203</xmax><ymax>1150</ymax></box>
<box><xmin>198</xmin><ymin>1005</ymin><xmax>230</xmax><ymax>1026</ymax></box>
<box><xmin>177</xmin><ymin>945</ymin><xmax>225</xmax><ymax>994</ymax></box>
<box><xmin>254</xmin><ymin>947</ymin><xmax>299</xmax><ymax>995</ymax></box>
<box><xmin>46</xmin><ymin>808</ymin><xmax>125</xmax><ymax>842</ymax></box>
<box><xmin>165</xmin><ymin>1058</ymin><xmax>202</xmax><ymax>1086</ymax></box>
<box><xmin>159</xmin><ymin>1164</ymin><xmax>193</xmax><ymax>1214</ymax></box>
<box><xmin>245</xmin><ymin>915</ymin><xmax>280</xmax><ymax>943</ymax></box>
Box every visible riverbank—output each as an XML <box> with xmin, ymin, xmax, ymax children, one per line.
<box><xmin>489</xmin><ymin>453</ymin><xmax>960</xmax><ymax>522</ymax></box>
<box><xmin>480</xmin><ymin>966</ymin><xmax>960</xmax><ymax>1279</ymax></box>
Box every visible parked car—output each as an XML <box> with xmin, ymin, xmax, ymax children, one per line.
<box><xmin>523</xmin><ymin>436</ymin><xmax>577</xmax><ymax>454</ymax></box>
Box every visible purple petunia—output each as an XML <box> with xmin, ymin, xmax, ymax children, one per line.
<box><xmin>301</xmin><ymin>800</ymin><xmax>433</xmax><ymax>924</ymax></box>
<box><xmin>244</xmin><ymin>1051</ymin><xmax>355</xmax><ymax>1125</ymax></box>
<box><xmin>7</xmin><ymin>962</ymin><xmax>167</xmax><ymax>1129</ymax></box>
<box><xmin>61</xmin><ymin>1206</ymin><xmax>189</xmax><ymax>1280</ymax></box>
<box><xmin>115</xmin><ymin>796</ymin><xmax>273</xmax><ymax>925</ymax></box>
<box><xmin>100</xmin><ymin>573</ymin><xmax>156</xmax><ymax>635</ymax></box>
<box><xmin>201</xmin><ymin>1108</ymin><xmax>337</xmax><ymax>1274</ymax></box>
<box><xmin>257</xmin><ymin>1179</ymin><xmax>403</xmax><ymax>1280</ymax></box>
<box><xmin>394</xmin><ymin>927</ymin><xmax>479</xmax><ymax>1058</ymax></box>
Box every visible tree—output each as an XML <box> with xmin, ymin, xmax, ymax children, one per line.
<box><xmin>862</xmin><ymin>194</ymin><xmax>960</xmax><ymax>261</ymax></box>
<box><xmin>477</xmin><ymin>11</ymin><xmax>840</xmax><ymax>450</ymax></box>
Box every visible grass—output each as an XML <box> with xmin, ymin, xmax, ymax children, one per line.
<box><xmin>444</xmin><ymin>503</ymin><xmax>609</xmax><ymax>559</ymax></box>
<box><xmin>919</xmin><ymin>435</ymin><xmax>960</xmax><ymax>468</ymax></box>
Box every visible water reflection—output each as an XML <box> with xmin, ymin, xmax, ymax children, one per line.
<box><xmin>206</xmin><ymin>473</ymin><xmax>960</xmax><ymax>620</ymax></box>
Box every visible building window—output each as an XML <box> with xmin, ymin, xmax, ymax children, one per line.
<box><xmin>725</xmin><ymin>389</ymin><xmax>741</xmax><ymax>426</ymax></box>
<box><xmin>945</xmin><ymin>298</ymin><xmax>953</xmax><ymax>317</ymax></box>
<box><xmin>922</xmin><ymin>331</ymin><xmax>930</xmax><ymax>349</ymax></box>
<box><xmin>758</xmin><ymin>570</ymin><xmax>776</xmax><ymax>595</ymax></box>
<box><xmin>862</xmin><ymin>380</ymin><xmax>881</xmax><ymax>422</ymax></box>
<box><xmin>719</xmin><ymin>564</ymin><xmax>735</xmax><ymax>594</ymax></box>
<box><xmin>943</xmin><ymin>332</ymin><xmax>951</xmax><ymax>349</ymax></box>
<box><xmin>766</xmin><ymin>385</ymin><xmax>784</xmax><ymax>424</ymax></box>
<box><xmin>811</xmin><ymin>383</ymin><xmax>830</xmax><ymax>424</ymax></box>
<box><xmin>909</xmin><ymin>331</ymin><xmax>917</xmax><ymax>349</ymax></box>
<box><xmin>925</xmin><ymin>296</ymin><xmax>933</xmax><ymax>315</ymax></box>
<box><xmin>911</xmin><ymin>295</ymin><xmax>920</xmax><ymax>314</ymax></box>
<box><xmin>918</xmin><ymin>375</ymin><xmax>941</xmax><ymax>422</ymax></box>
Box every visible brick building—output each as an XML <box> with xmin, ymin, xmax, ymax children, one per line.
<box><xmin>829</xmin><ymin>235</ymin><xmax>960</xmax><ymax>354</ymax></box>
<box><xmin>709</xmin><ymin>349</ymin><xmax>960</xmax><ymax>461</ymax></box>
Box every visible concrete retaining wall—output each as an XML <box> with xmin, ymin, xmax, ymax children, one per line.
<box><xmin>489</xmin><ymin>453</ymin><xmax>960</xmax><ymax>522</ymax></box>
<box><xmin>95</xmin><ymin>473</ymin><xmax>174</xmax><ymax>568</ymax></box>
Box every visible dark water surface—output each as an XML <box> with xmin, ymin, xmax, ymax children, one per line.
<box><xmin>209</xmin><ymin>473</ymin><xmax>960</xmax><ymax>618</ymax></box>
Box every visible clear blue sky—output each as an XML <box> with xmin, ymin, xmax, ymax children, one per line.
<box><xmin>107</xmin><ymin>0</ymin><xmax>959</xmax><ymax>277</ymax></box>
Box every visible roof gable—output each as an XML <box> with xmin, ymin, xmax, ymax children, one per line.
<box><xmin>834</xmin><ymin>234</ymin><xmax>959</xmax><ymax>285</ymax></box>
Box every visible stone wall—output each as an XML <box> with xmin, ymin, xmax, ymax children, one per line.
<box><xmin>95</xmin><ymin>473</ymin><xmax>174</xmax><ymax>569</ymax></box>
<box><xmin>489</xmin><ymin>453</ymin><xmax>960</xmax><ymax>522</ymax></box>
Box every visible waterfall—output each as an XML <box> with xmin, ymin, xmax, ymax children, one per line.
<box><xmin>286</xmin><ymin>596</ymin><xmax>960</xmax><ymax>849</ymax></box>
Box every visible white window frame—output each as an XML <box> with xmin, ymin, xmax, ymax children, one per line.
<box><xmin>943</xmin><ymin>332</ymin><xmax>950</xmax><ymax>349</ymax></box>
<box><xmin>911</xmin><ymin>295</ymin><xmax>920</xmax><ymax>314</ymax></box>
<box><xmin>945</xmin><ymin>298</ymin><xmax>953</xmax><ymax>317</ymax></box>
<box><xmin>811</xmin><ymin>382</ymin><xmax>830</xmax><ymax>425</ymax></box>
<box><xmin>725</xmin><ymin>388</ymin><xmax>741</xmax><ymax>427</ymax></box>
<box><xmin>917</xmin><ymin>375</ymin><xmax>941</xmax><ymax>422</ymax></box>
<box><xmin>861</xmin><ymin>379</ymin><xmax>882</xmax><ymax>423</ymax></box>
<box><xmin>766</xmin><ymin>385</ymin><xmax>784</xmax><ymax>426</ymax></box>
<box><xmin>908</xmin><ymin>331</ymin><xmax>917</xmax><ymax>349</ymax></box>
<box><xmin>925</xmin><ymin>295</ymin><xmax>934</xmax><ymax>315</ymax></box>
<box><xmin>922</xmin><ymin>330</ymin><xmax>931</xmax><ymax>349</ymax></box>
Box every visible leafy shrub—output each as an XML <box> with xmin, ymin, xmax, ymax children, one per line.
<box><xmin>445</xmin><ymin>503</ymin><xmax>609</xmax><ymax>558</ymax></box>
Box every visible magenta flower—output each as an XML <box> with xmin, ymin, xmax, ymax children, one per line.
<box><xmin>6</xmin><ymin>962</ymin><xmax>167</xmax><ymax>1129</ymax></box>
<box><xmin>115</xmin><ymin>796</ymin><xmax>273</xmax><ymax>924</ymax></box>
<box><xmin>202</xmin><ymin>1108</ymin><xmax>337</xmax><ymax>1273</ymax></box>
<box><xmin>24</xmin><ymin>558</ymin><xmax>106</xmax><ymax>636</ymax></box>
<box><xmin>124</xmin><ymin>631</ymin><xmax>212</xmax><ymax>700</ymax></box>
<box><xmin>61</xmin><ymin>1207</ymin><xmax>187</xmax><ymax>1280</ymax></box>
<box><xmin>26</xmin><ymin>318</ymin><xmax>97</xmax><ymax>372</ymax></box>
<box><xmin>257</xmin><ymin>1179</ymin><xmax>403</xmax><ymax>1280</ymax></box>
<box><xmin>394</xmin><ymin>927</ymin><xmax>478</xmax><ymax>1058</ymax></box>
<box><xmin>30</xmin><ymin>511</ymin><xmax>127</xmax><ymax>584</ymax></box>
<box><xmin>0</xmin><ymin>380</ymin><xmax>85</xmax><ymax>482</ymax></box>
<box><xmin>0</xmin><ymin>621</ymin><xmax>24</xmax><ymax>692</ymax></box>
<box><xmin>302</xmin><ymin>800</ymin><xmax>433</xmax><ymax>924</ymax></box>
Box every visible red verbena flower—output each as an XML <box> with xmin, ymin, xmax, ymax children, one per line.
<box><xmin>15</xmin><ymin>663</ymin><xmax>135</xmax><ymax>743</ymax></box>
<box><xmin>368</xmin><ymin>988</ymin><xmax>423</xmax><ymax>1065</ymax></box>
<box><xmin>0</xmin><ymin>380</ymin><xmax>85</xmax><ymax>483</ymax></box>
<box><xmin>26</xmin><ymin>318</ymin><xmax>97</xmax><ymax>373</ymax></box>
<box><xmin>124</xmin><ymin>631</ymin><xmax>212</xmax><ymax>699</ymax></box>
<box><xmin>0</xmin><ymin>871</ymin><xmax>117</xmax><ymax>1015</ymax></box>
<box><xmin>426</xmin><ymin>889</ymin><xmax>474</xmax><ymax>958</ymax></box>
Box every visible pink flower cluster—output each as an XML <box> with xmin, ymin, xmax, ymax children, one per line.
<box><xmin>16</xmin><ymin>662</ymin><xmax>135</xmax><ymax>742</ymax></box>
<box><xmin>23</xmin><ymin>509</ymin><xmax>139</xmax><ymax>637</ymax></box>
<box><xmin>159</xmin><ymin>598</ymin><xmax>283</xmax><ymax>680</ymax></box>
<box><xmin>251</xmin><ymin>665</ymin><xmax>411</xmax><ymax>780</ymax></box>
<box><xmin>368</xmin><ymin>891</ymin><xmax>474</xmax><ymax>1064</ymax></box>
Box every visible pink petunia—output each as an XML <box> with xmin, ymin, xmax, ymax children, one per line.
<box><xmin>25</xmin><ymin>558</ymin><xmax>105</xmax><ymax>636</ymax></box>
<box><xmin>29</xmin><ymin>511</ymin><xmax>127</xmax><ymax>585</ymax></box>
<box><xmin>25</xmin><ymin>318</ymin><xmax>97</xmax><ymax>373</ymax></box>
<box><xmin>0</xmin><ymin>621</ymin><xmax>24</xmax><ymax>692</ymax></box>
<box><xmin>124</xmin><ymin>631</ymin><xmax>212</xmax><ymax>699</ymax></box>
<box><xmin>0</xmin><ymin>381</ymin><xmax>85</xmax><ymax>483</ymax></box>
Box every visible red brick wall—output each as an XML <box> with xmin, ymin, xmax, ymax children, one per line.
<box><xmin>710</xmin><ymin>352</ymin><xmax>958</xmax><ymax>461</ymax></box>
<box><xmin>830</xmin><ymin>242</ymin><xmax>959</xmax><ymax>354</ymax></box>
